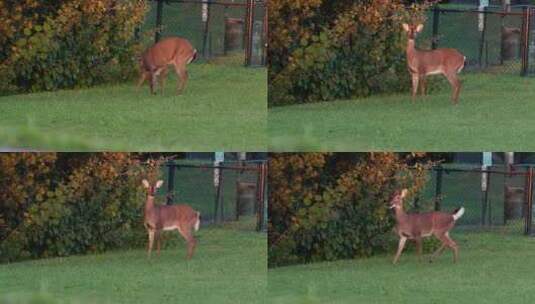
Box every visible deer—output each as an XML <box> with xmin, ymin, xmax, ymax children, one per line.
<box><xmin>142</xmin><ymin>179</ymin><xmax>201</xmax><ymax>259</ymax></box>
<box><xmin>389</xmin><ymin>189</ymin><xmax>465</xmax><ymax>264</ymax></box>
<box><xmin>137</xmin><ymin>62</ymin><xmax>168</xmax><ymax>95</ymax></box>
<box><xmin>402</xmin><ymin>23</ymin><xmax>466</xmax><ymax>104</ymax></box>
<box><xmin>137</xmin><ymin>37</ymin><xmax>197</xmax><ymax>95</ymax></box>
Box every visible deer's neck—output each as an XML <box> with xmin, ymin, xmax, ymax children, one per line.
<box><xmin>406</xmin><ymin>39</ymin><xmax>417</xmax><ymax>60</ymax></box>
<box><xmin>145</xmin><ymin>195</ymin><xmax>155</xmax><ymax>215</ymax></box>
<box><xmin>394</xmin><ymin>206</ymin><xmax>408</xmax><ymax>222</ymax></box>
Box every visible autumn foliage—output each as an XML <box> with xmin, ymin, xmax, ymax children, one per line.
<box><xmin>0</xmin><ymin>153</ymin><xmax>154</xmax><ymax>263</ymax></box>
<box><xmin>0</xmin><ymin>0</ymin><xmax>148</xmax><ymax>95</ymax></box>
<box><xmin>268</xmin><ymin>0</ymin><xmax>430</xmax><ymax>106</ymax></box>
<box><xmin>268</xmin><ymin>153</ymin><xmax>431</xmax><ymax>267</ymax></box>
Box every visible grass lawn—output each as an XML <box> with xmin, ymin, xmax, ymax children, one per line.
<box><xmin>268</xmin><ymin>73</ymin><xmax>535</xmax><ymax>151</ymax></box>
<box><xmin>0</xmin><ymin>56</ymin><xmax>266</xmax><ymax>151</ymax></box>
<box><xmin>0</xmin><ymin>219</ymin><xmax>266</xmax><ymax>304</ymax></box>
<box><xmin>268</xmin><ymin>232</ymin><xmax>535</xmax><ymax>304</ymax></box>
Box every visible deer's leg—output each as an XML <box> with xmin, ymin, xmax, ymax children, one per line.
<box><xmin>149</xmin><ymin>72</ymin><xmax>157</xmax><ymax>95</ymax></box>
<box><xmin>430</xmin><ymin>243</ymin><xmax>446</xmax><ymax>262</ymax></box>
<box><xmin>177</xmin><ymin>225</ymin><xmax>197</xmax><ymax>260</ymax></box>
<box><xmin>137</xmin><ymin>71</ymin><xmax>148</xmax><ymax>91</ymax></box>
<box><xmin>185</xmin><ymin>232</ymin><xmax>197</xmax><ymax>260</ymax></box>
<box><xmin>156</xmin><ymin>230</ymin><xmax>161</xmax><ymax>256</ymax></box>
<box><xmin>419</xmin><ymin>77</ymin><xmax>427</xmax><ymax>96</ymax></box>
<box><xmin>393</xmin><ymin>236</ymin><xmax>407</xmax><ymax>264</ymax></box>
<box><xmin>173</xmin><ymin>61</ymin><xmax>188</xmax><ymax>95</ymax></box>
<box><xmin>147</xmin><ymin>229</ymin><xmax>155</xmax><ymax>258</ymax></box>
<box><xmin>414</xmin><ymin>237</ymin><xmax>423</xmax><ymax>262</ymax></box>
<box><xmin>445</xmin><ymin>72</ymin><xmax>461</xmax><ymax>104</ymax></box>
<box><xmin>159</xmin><ymin>67</ymin><xmax>168</xmax><ymax>95</ymax></box>
<box><xmin>411</xmin><ymin>74</ymin><xmax>419</xmax><ymax>102</ymax></box>
<box><xmin>435</xmin><ymin>232</ymin><xmax>458</xmax><ymax>263</ymax></box>
<box><xmin>443</xmin><ymin>232</ymin><xmax>459</xmax><ymax>263</ymax></box>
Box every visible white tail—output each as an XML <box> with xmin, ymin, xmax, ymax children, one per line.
<box><xmin>142</xmin><ymin>179</ymin><xmax>200</xmax><ymax>259</ymax></box>
<box><xmin>389</xmin><ymin>189</ymin><xmax>464</xmax><ymax>264</ymax></box>
<box><xmin>194</xmin><ymin>212</ymin><xmax>201</xmax><ymax>232</ymax></box>
<box><xmin>137</xmin><ymin>37</ymin><xmax>197</xmax><ymax>95</ymax></box>
<box><xmin>402</xmin><ymin>23</ymin><xmax>466</xmax><ymax>104</ymax></box>
<box><xmin>452</xmin><ymin>207</ymin><xmax>465</xmax><ymax>221</ymax></box>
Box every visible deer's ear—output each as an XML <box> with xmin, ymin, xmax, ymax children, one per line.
<box><xmin>155</xmin><ymin>180</ymin><xmax>164</xmax><ymax>188</ymax></box>
<box><xmin>415</xmin><ymin>24</ymin><xmax>424</xmax><ymax>33</ymax></box>
<box><xmin>142</xmin><ymin>179</ymin><xmax>150</xmax><ymax>188</ymax></box>
<box><xmin>400</xmin><ymin>189</ymin><xmax>408</xmax><ymax>198</ymax></box>
<box><xmin>402</xmin><ymin>23</ymin><xmax>409</xmax><ymax>32</ymax></box>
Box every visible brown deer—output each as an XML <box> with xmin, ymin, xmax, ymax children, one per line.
<box><xmin>143</xmin><ymin>179</ymin><xmax>200</xmax><ymax>259</ymax></box>
<box><xmin>137</xmin><ymin>63</ymin><xmax>168</xmax><ymax>95</ymax></box>
<box><xmin>402</xmin><ymin>23</ymin><xmax>466</xmax><ymax>104</ymax></box>
<box><xmin>390</xmin><ymin>189</ymin><xmax>464</xmax><ymax>264</ymax></box>
<box><xmin>137</xmin><ymin>37</ymin><xmax>197</xmax><ymax>95</ymax></box>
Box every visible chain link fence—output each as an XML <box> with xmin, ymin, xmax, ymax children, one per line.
<box><xmin>141</xmin><ymin>0</ymin><xmax>266</xmax><ymax>66</ymax></box>
<box><xmin>418</xmin><ymin>6</ymin><xmax>528</xmax><ymax>75</ymax></box>
<box><xmin>152</xmin><ymin>159</ymin><xmax>267</xmax><ymax>231</ymax></box>
<box><xmin>411</xmin><ymin>164</ymin><xmax>534</xmax><ymax>235</ymax></box>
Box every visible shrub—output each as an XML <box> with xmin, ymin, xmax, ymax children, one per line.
<box><xmin>0</xmin><ymin>153</ymin><xmax>153</xmax><ymax>263</ymax></box>
<box><xmin>268</xmin><ymin>153</ymin><xmax>431</xmax><ymax>267</ymax></box>
<box><xmin>268</xmin><ymin>0</ymin><xmax>432</xmax><ymax>106</ymax></box>
<box><xmin>0</xmin><ymin>0</ymin><xmax>148</xmax><ymax>95</ymax></box>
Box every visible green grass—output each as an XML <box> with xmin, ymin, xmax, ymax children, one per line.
<box><xmin>268</xmin><ymin>232</ymin><xmax>535</xmax><ymax>304</ymax></box>
<box><xmin>0</xmin><ymin>219</ymin><xmax>266</xmax><ymax>304</ymax></box>
<box><xmin>0</xmin><ymin>57</ymin><xmax>267</xmax><ymax>151</ymax></box>
<box><xmin>268</xmin><ymin>73</ymin><xmax>535</xmax><ymax>151</ymax></box>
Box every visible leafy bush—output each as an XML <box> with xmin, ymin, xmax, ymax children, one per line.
<box><xmin>0</xmin><ymin>0</ymin><xmax>148</xmax><ymax>95</ymax></box>
<box><xmin>268</xmin><ymin>153</ymin><xmax>431</xmax><ymax>267</ymax></box>
<box><xmin>0</xmin><ymin>153</ymin><xmax>151</xmax><ymax>263</ymax></box>
<box><xmin>268</xmin><ymin>0</ymin><xmax>431</xmax><ymax>106</ymax></box>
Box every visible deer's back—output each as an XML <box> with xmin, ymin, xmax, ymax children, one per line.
<box><xmin>143</xmin><ymin>37</ymin><xmax>195</xmax><ymax>69</ymax></box>
<box><xmin>396</xmin><ymin>211</ymin><xmax>455</xmax><ymax>238</ymax></box>
<box><xmin>410</xmin><ymin>48</ymin><xmax>465</xmax><ymax>73</ymax></box>
<box><xmin>147</xmin><ymin>204</ymin><xmax>198</xmax><ymax>230</ymax></box>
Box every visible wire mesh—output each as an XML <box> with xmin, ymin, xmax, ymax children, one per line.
<box><xmin>154</xmin><ymin>160</ymin><xmax>266</xmax><ymax>230</ymax></box>
<box><xmin>528</xmin><ymin>7</ymin><xmax>535</xmax><ymax>75</ymax></box>
<box><xmin>249</xmin><ymin>1</ymin><xmax>267</xmax><ymax>66</ymax></box>
<box><xmin>420</xmin><ymin>7</ymin><xmax>525</xmax><ymax>75</ymax></box>
<box><xmin>140</xmin><ymin>0</ymin><xmax>266</xmax><ymax>64</ymax></box>
<box><xmin>414</xmin><ymin>164</ymin><xmax>534</xmax><ymax>235</ymax></box>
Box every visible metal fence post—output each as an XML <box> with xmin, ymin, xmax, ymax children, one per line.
<box><xmin>155</xmin><ymin>0</ymin><xmax>164</xmax><ymax>43</ymax></box>
<box><xmin>244</xmin><ymin>0</ymin><xmax>255</xmax><ymax>66</ymax></box>
<box><xmin>524</xmin><ymin>167</ymin><xmax>533</xmax><ymax>235</ymax></box>
<box><xmin>262</xmin><ymin>4</ymin><xmax>268</xmax><ymax>66</ymax></box>
<box><xmin>202</xmin><ymin>0</ymin><xmax>212</xmax><ymax>58</ymax></box>
<box><xmin>256</xmin><ymin>162</ymin><xmax>266</xmax><ymax>232</ymax></box>
<box><xmin>431</xmin><ymin>5</ymin><xmax>440</xmax><ymax>50</ymax></box>
<box><xmin>213</xmin><ymin>166</ymin><xmax>223</xmax><ymax>224</ymax></box>
<box><xmin>435</xmin><ymin>166</ymin><xmax>443</xmax><ymax>211</ymax></box>
<box><xmin>166</xmin><ymin>160</ymin><xmax>175</xmax><ymax>205</ymax></box>
<box><xmin>220</xmin><ymin>168</ymin><xmax>225</xmax><ymax>222</ymax></box>
<box><xmin>478</xmin><ymin>8</ymin><xmax>487</xmax><ymax>67</ymax></box>
<box><xmin>521</xmin><ymin>7</ymin><xmax>530</xmax><ymax>76</ymax></box>
<box><xmin>255</xmin><ymin>163</ymin><xmax>263</xmax><ymax>231</ymax></box>
<box><xmin>482</xmin><ymin>170</ymin><xmax>490</xmax><ymax>226</ymax></box>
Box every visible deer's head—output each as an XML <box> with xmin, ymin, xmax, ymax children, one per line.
<box><xmin>142</xmin><ymin>179</ymin><xmax>164</xmax><ymax>196</ymax></box>
<box><xmin>389</xmin><ymin>189</ymin><xmax>408</xmax><ymax>210</ymax></box>
<box><xmin>402</xmin><ymin>23</ymin><xmax>423</xmax><ymax>40</ymax></box>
